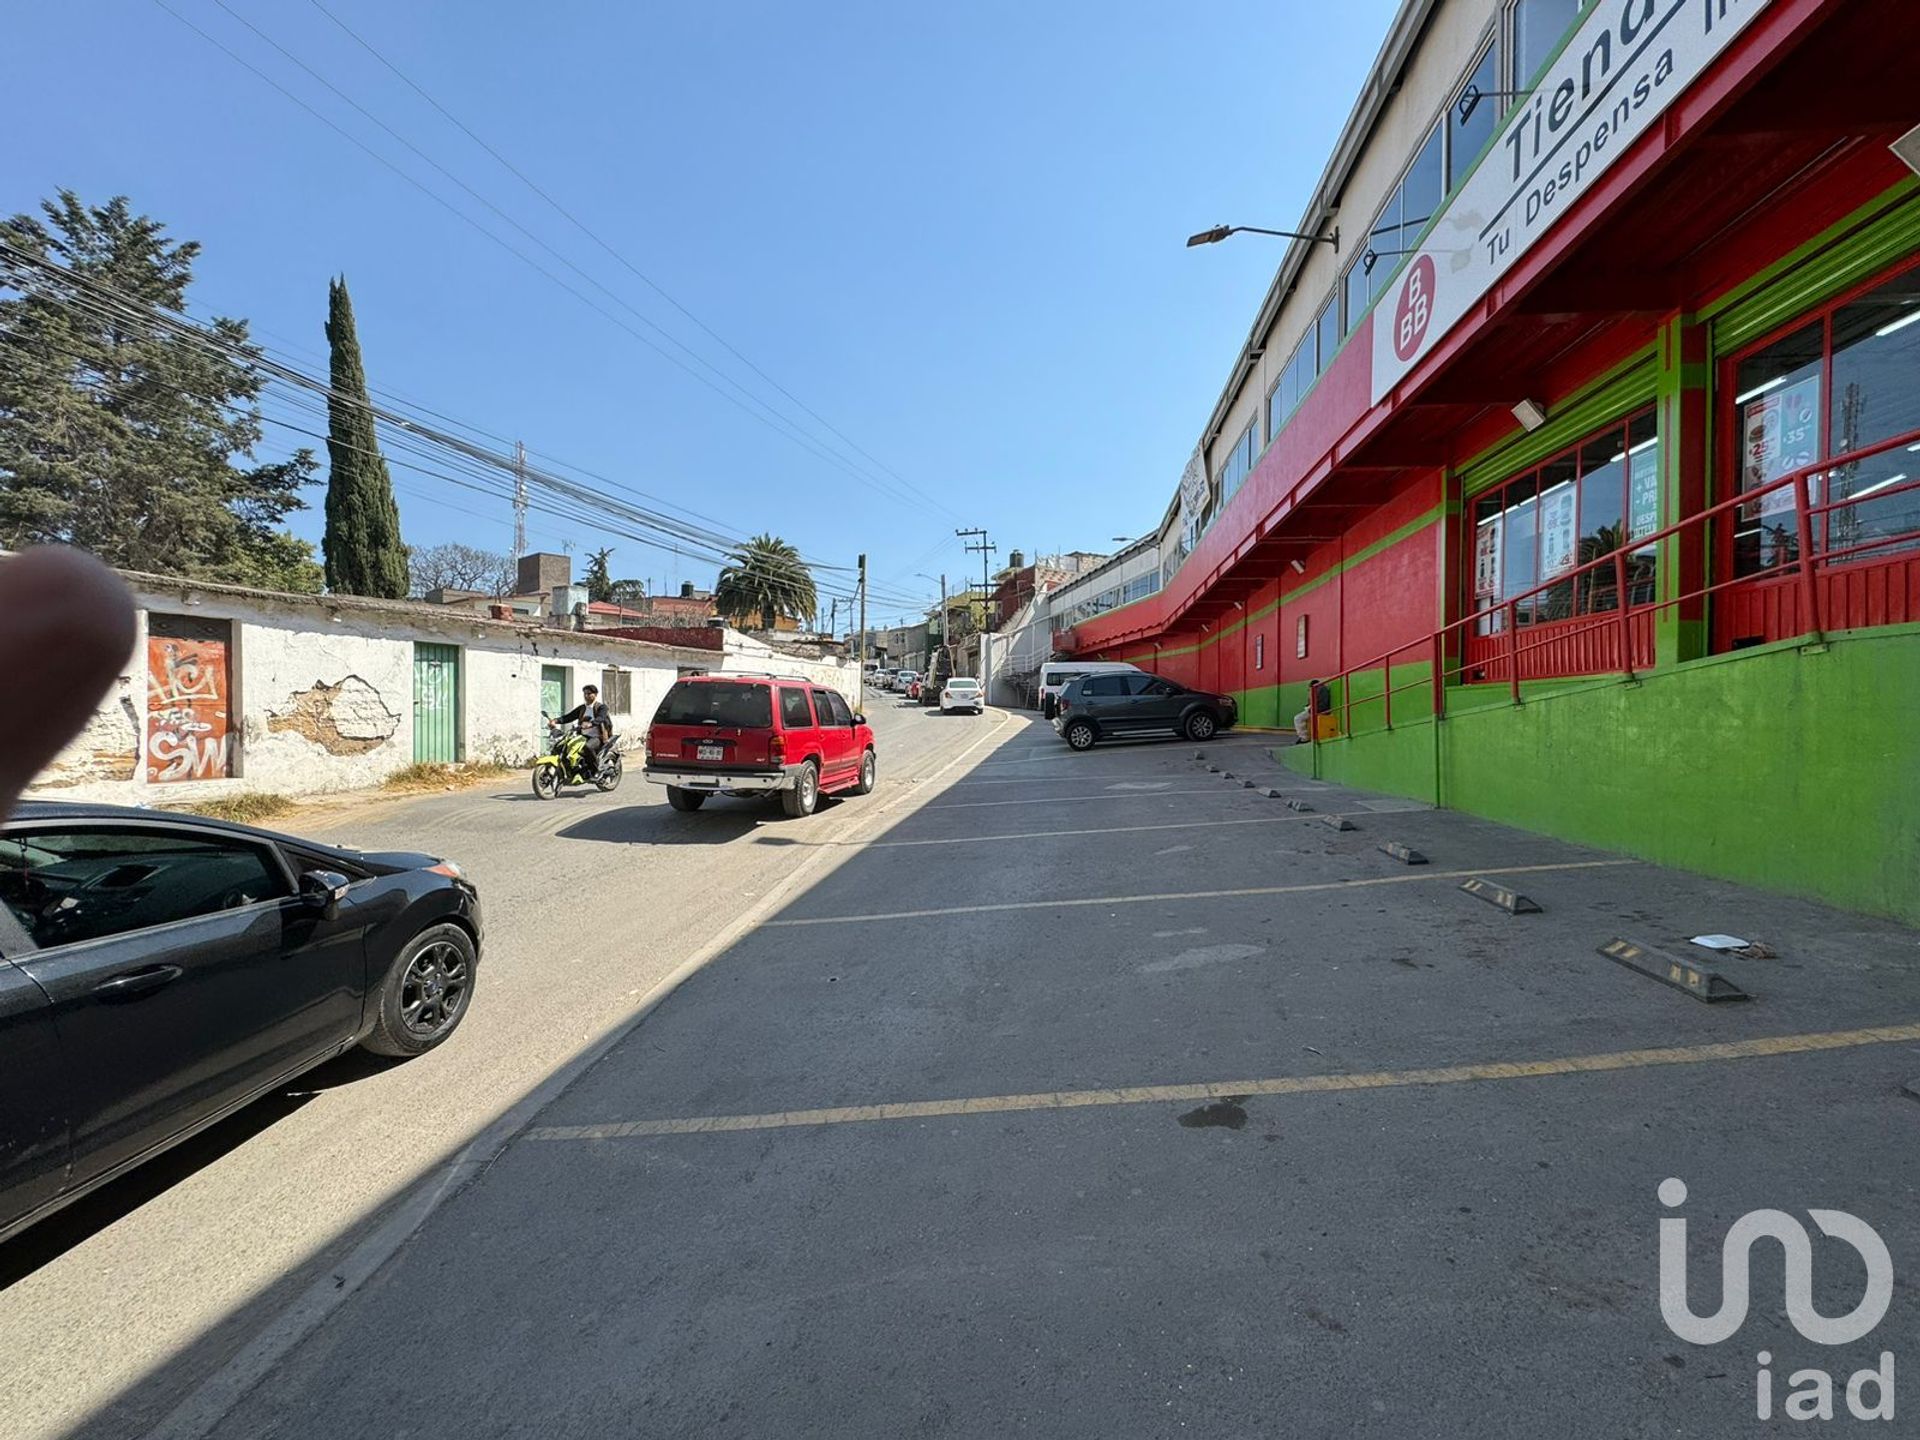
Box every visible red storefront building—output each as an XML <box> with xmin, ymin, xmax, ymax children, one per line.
<box><xmin>1057</xmin><ymin>0</ymin><xmax>1920</xmax><ymax>922</ymax></box>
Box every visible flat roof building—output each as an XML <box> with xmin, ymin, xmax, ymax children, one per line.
<box><xmin>1060</xmin><ymin>0</ymin><xmax>1920</xmax><ymax>923</ymax></box>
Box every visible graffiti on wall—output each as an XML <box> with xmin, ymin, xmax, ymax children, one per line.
<box><xmin>268</xmin><ymin>676</ymin><xmax>400</xmax><ymax>756</ymax></box>
<box><xmin>146</xmin><ymin>631</ymin><xmax>232</xmax><ymax>783</ymax></box>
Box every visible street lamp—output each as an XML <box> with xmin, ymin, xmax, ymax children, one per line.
<box><xmin>1187</xmin><ymin>223</ymin><xmax>1340</xmax><ymax>252</ymax></box>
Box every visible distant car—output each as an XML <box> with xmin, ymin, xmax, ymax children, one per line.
<box><xmin>895</xmin><ymin>671</ymin><xmax>919</xmax><ymax>698</ymax></box>
<box><xmin>906</xmin><ymin>678</ymin><xmax>923</xmax><ymax>700</ymax></box>
<box><xmin>940</xmin><ymin>676</ymin><xmax>985</xmax><ymax>715</ymax></box>
<box><xmin>643</xmin><ymin>673</ymin><xmax>877</xmax><ymax>817</ymax></box>
<box><xmin>0</xmin><ymin>802</ymin><xmax>481</xmax><ymax>1243</ymax></box>
<box><xmin>1052</xmin><ymin>671</ymin><xmax>1237</xmax><ymax>750</ymax></box>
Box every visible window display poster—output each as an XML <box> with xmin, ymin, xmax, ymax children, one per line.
<box><xmin>1629</xmin><ymin>448</ymin><xmax>1660</xmax><ymax>542</ymax></box>
<box><xmin>1540</xmin><ymin>483</ymin><xmax>1577</xmax><ymax>578</ymax></box>
<box><xmin>1743</xmin><ymin>377</ymin><xmax>1820</xmax><ymax>517</ymax></box>
<box><xmin>1473</xmin><ymin>517</ymin><xmax>1501</xmax><ymax>600</ymax></box>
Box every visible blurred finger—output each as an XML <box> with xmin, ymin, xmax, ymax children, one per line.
<box><xmin>0</xmin><ymin>548</ymin><xmax>138</xmax><ymax>820</ymax></box>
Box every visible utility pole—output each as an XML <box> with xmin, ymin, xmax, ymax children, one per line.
<box><xmin>856</xmin><ymin>554</ymin><xmax>868</xmax><ymax>712</ymax></box>
<box><xmin>956</xmin><ymin>527</ymin><xmax>996</xmax><ymax>631</ymax></box>
<box><xmin>940</xmin><ymin>574</ymin><xmax>949</xmax><ymax>646</ymax></box>
<box><xmin>513</xmin><ymin>440</ymin><xmax>528</xmax><ymax>560</ymax></box>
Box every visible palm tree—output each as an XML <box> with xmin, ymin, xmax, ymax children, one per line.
<box><xmin>713</xmin><ymin>533</ymin><xmax>817</xmax><ymax>631</ymax></box>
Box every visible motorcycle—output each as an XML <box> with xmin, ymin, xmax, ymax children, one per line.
<box><xmin>531</xmin><ymin>715</ymin><xmax>624</xmax><ymax>799</ymax></box>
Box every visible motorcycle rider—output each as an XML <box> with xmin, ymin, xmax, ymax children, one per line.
<box><xmin>551</xmin><ymin>684</ymin><xmax>612</xmax><ymax>778</ymax></box>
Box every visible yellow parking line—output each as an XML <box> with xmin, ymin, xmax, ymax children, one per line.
<box><xmin>759</xmin><ymin>858</ymin><xmax>1637</xmax><ymax>927</ymax></box>
<box><xmin>523</xmin><ymin>1022</ymin><xmax>1920</xmax><ymax>1142</ymax></box>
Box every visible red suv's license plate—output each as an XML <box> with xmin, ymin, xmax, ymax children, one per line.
<box><xmin>696</xmin><ymin>743</ymin><xmax>725</xmax><ymax>761</ymax></box>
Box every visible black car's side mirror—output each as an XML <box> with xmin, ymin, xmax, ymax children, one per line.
<box><xmin>299</xmin><ymin>869</ymin><xmax>351</xmax><ymax>921</ymax></box>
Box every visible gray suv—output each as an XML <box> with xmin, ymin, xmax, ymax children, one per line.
<box><xmin>1052</xmin><ymin>672</ymin><xmax>1237</xmax><ymax>750</ymax></box>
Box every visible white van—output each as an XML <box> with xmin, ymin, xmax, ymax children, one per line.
<box><xmin>1037</xmin><ymin>660</ymin><xmax>1142</xmax><ymax>719</ymax></box>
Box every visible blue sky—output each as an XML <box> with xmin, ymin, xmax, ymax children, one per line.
<box><xmin>16</xmin><ymin>0</ymin><xmax>1398</xmax><ymax>623</ymax></box>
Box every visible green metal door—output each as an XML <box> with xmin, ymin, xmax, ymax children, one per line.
<box><xmin>540</xmin><ymin>665</ymin><xmax>568</xmax><ymax>751</ymax></box>
<box><xmin>412</xmin><ymin>643</ymin><xmax>461</xmax><ymax>763</ymax></box>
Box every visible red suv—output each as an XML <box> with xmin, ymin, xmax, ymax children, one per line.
<box><xmin>643</xmin><ymin>673</ymin><xmax>876</xmax><ymax>817</ymax></box>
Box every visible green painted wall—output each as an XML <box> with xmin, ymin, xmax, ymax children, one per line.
<box><xmin>1288</xmin><ymin>626</ymin><xmax>1920</xmax><ymax>923</ymax></box>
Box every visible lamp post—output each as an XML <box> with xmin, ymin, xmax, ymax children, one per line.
<box><xmin>1186</xmin><ymin>223</ymin><xmax>1340</xmax><ymax>252</ymax></box>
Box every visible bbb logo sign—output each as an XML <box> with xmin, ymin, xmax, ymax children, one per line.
<box><xmin>1391</xmin><ymin>255</ymin><xmax>1436</xmax><ymax>363</ymax></box>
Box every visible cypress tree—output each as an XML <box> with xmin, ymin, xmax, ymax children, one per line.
<box><xmin>322</xmin><ymin>277</ymin><xmax>407</xmax><ymax>597</ymax></box>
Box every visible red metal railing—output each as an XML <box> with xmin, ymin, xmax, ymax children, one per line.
<box><xmin>1312</xmin><ymin>442</ymin><xmax>1920</xmax><ymax>748</ymax></box>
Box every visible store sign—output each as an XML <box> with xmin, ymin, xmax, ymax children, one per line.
<box><xmin>1176</xmin><ymin>445</ymin><xmax>1209</xmax><ymax>537</ymax></box>
<box><xmin>1371</xmin><ymin>0</ymin><xmax>1772</xmax><ymax>403</ymax></box>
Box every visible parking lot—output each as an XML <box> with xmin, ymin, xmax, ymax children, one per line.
<box><xmin>115</xmin><ymin>711</ymin><xmax>1920</xmax><ymax>1439</ymax></box>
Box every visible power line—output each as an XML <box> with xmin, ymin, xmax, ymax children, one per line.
<box><xmin>151</xmin><ymin>0</ymin><xmax>945</xmax><ymax>519</ymax></box>
<box><xmin>0</xmin><ymin>241</ymin><xmax>814</xmax><ymax>565</ymax></box>
<box><xmin>4</xmin><ymin>238</ymin><xmax>951</xmax><ymax>603</ymax></box>
<box><xmin>301</xmin><ymin>0</ymin><xmax>959</xmax><ymax>522</ymax></box>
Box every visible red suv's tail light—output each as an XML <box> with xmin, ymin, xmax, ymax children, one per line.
<box><xmin>770</xmin><ymin>731</ymin><xmax>786</xmax><ymax>764</ymax></box>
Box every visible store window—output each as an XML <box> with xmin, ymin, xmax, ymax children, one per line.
<box><xmin>1510</xmin><ymin>0</ymin><xmax>1587</xmax><ymax>91</ymax></box>
<box><xmin>1216</xmin><ymin>420</ymin><xmax>1256</xmax><ymax>504</ymax></box>
<box><xmin>1316</xmin><ymin>299</ymin><xmax>1339</xmax><ymax>375</ymax></box>
<box><xmin>1449</xmin><ymin>42</ymin><xmax>1500</xmax><ymax>189</ymax></box>
<box><xmin>1730</xmin><ymin>261</ymin><xmax>1920</xmax><ymax>578</ymax></box>
<box><xmin>1470</xmin><ymin>410</ymin><xmax>1659</xmax><ymax>632</ymax></box>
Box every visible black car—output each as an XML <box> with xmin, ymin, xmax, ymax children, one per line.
<box><xmin>0</xmin><ymin>802</ymin><xmax>480</xmax><ymax>1243</ymax></box>
<box><xmin>1052</xmin><ymin>671</ymin><xmax>1238</xmax><ymax>750</ymax></box>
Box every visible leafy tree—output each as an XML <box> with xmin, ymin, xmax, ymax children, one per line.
<box><xmin>322</xmin><ymin>277</ymin><xmax>407</xmax><ymax>598</ymax></box>
<box><xmin>609</xmin><ymin>577</ymin><xmax>647</xmax><ymax>609</ymax></box>
<box><xmin>409</xmin><ymin>541</ymin><xmax>515</xmax><ymax>598</ymax></box>
<box><xmin>0</xmin><ymin>191</ymin><xmax>322</xmax><ymax>591</ymax></box>
<box><xmin>714</xmin><ymin>533</ymin><xmax>816</xmax><ymax>631</ymax></box>
<box><xmin>584</xmin><ymin>546</ymin><xmax>614</xmax><ymax>603</ymax></box>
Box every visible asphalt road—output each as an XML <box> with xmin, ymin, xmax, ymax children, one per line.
<box><xmin>17</xmin><ymin>706</ymin><xmax>1920</xmax><ymax>1438</ymax></box>
<box><xmin>0</xmin><ymin>687</ymin><xmax>988</xmax><ymax>1440</ymax></box>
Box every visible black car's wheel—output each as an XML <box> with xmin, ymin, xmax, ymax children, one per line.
<box><xmin>1185</xmin><ymin>710</ymin><xmax>1219</xmax><ymax>741</ymax></box>
<box><xmin>666</xmin><ymin>786</ymin><xmax>706</xmax><ymax>811</ymax></box>
<box><xmin>1065</xmin><ymin>719</ymin><xmax>1098</xmax><ymax>751</ymax></box>
<box><xmin>781</xmin><ymin>760</ymin><xmax>820</xmax><ymax>817</ymax></box>
<box><xmin>852</xmin><ymin>747</ymin><xmax>877</xmax><ymax>795</ymax></box>
<box><xmin>594</xmin><ymin>750</ymin><xmax>624</xmax><ymax>792</ymax></box>
<box><xmin>531</xmin><ymin>762</ymin><xmax>560</xmax><ymax>799</ymax></box>
<box><xmin>362</xmin><ymin>923</ymin><xmax>476</xmax><ymax>1058</ymax></box>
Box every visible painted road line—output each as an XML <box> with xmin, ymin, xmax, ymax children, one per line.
<box><xmin>760</xmin><ymin>858</ymin><xmax>1638</xmax><ymax>927</ymax></box>
<box><xmin>523</xmin><ymin>1022</ymin><xmax>1920</xmax><ymax>1143</ymax></box>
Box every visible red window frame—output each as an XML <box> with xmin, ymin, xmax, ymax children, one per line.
<box><xmin>1716</xmin><ymin>251</ymin><xmax>1920</xmax><ymax>647</ymax></box>
<box><xmin>1462</xmin><ymin>407</ymin><xmax>1659</xmax><ymax>631</ymax></box>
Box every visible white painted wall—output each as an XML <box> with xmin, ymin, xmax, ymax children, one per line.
<box><xmin>28</xmin><ymin>573</ymin><xmax>720</xmax><ymax>806</ymax></box>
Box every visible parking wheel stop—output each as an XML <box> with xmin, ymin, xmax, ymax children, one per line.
<box><xmin>1599</xmin><ymin>938</ymin><xmax>1750</xmax><ymax>1002</ymax></box>
<box><xmin>1378</xmin><ymin>842</ymin><xmax>1428</xmax><ymax>865</ymax></box>
<box><xmin>1286</xmin><ymin>799</ymin><xmax>1315</xmax><ymax>812</ymax></box>
<box><xmin>1460</xmin><ymin>877</ymin><xmax>1542</xmax><ymax>914</ymax></box>
<box><xmin>1321</xmin><ymin>815</ymin><xmax>1356</xmax><ymax>832</ymax></box>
